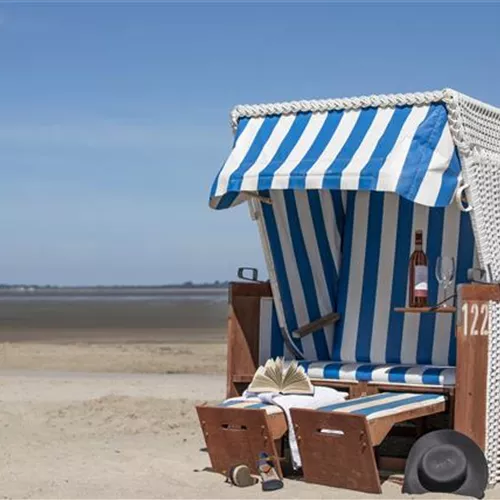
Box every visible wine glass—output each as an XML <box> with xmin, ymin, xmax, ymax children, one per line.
<box><xmin>435</xmin><ymin>257</ymin><xmax>456</xmax><ymax>308</ymax></box>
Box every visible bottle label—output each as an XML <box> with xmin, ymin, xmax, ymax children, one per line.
<box><xmin>414</xmin><ymin>265</ymin><xmax>428</xmax><ymax>297</ymax></box>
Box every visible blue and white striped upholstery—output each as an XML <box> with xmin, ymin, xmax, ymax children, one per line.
<box><xmin>333</xmin><ymin>192</ymin><xmax>474</xmax><ymax>367</ymax></box>
<box><xmin>319</xmin><ymin>392</ymin><xmax>446</xmax><ymax>420</ymax></box>
<box><xmin>210</xmin><ymin>104</ymin><xmax>460</xmax><ymax>210</ymax></box>
<box><xmin>210</xmin><ymin>99</ymin><xmax>477</xmax><ymax>387</ymax></box>
<box><xmin>261</xmin><ymin>191</ymin><xmax>343</xmax><ymax>361</ymax></box>
<box><xmin>218</xmin><ymin>396</ymin><xmax>284</xmax><ymax>415</ymax></box>
<box><xmin>260</xmin><ymin>192</ymin><xmax>474</xmax><ymax>368</ymax></box>
<box><xmin>298</xmin><ymin>361</ymin><xmax>455</xmax><ymax>387</ymax></box>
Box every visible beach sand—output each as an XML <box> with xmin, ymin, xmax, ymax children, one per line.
<box><xmin>0</xmin><ymin>338</ymin><xmax>227</xmax><ymax>374</ymax></box>
<box><xmin>0</xmin><ymin>343</ymin><xmax>500</xmax><ymax>499</ymax></box>
<box><xmin>0</xmin><ymin>294</ymin><xmax>498</xmax><ymax>499</ymax></box>
<box><xmin>0</xmin><ymin>368</ymin><xmax>498</xmax><ymax>499</ymax></box>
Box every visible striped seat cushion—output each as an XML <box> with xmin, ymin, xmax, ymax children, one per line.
<box><xmin>299</xmin><ymin>361</ymin><xmax>455</xmax><ymax>386</ymax></box>
<box><xmin>319</xmin><ymin>392</ymin><xmax>447</xmax><ymax>420</ymax></box>
<box><xmin>218</xmin><ymin>397</ymin><xmax>284</xmax><ymax>415</ymax></box>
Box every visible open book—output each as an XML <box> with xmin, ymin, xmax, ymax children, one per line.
<box><xmin>247</xmin><ymin>358</ymin><xmax>314</xmax><ymax>395</ymax></box>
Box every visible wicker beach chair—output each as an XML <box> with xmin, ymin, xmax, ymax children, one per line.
<box><xmin>199</xmin><ymin>89</ymin><xmax>500</xmax><ymax>492</ymax></box>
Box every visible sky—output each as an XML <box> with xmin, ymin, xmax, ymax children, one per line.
<box><xmin>0</xmin><ymin>1</ymin><xmax>499</xmax><ymax>286</ymax></box>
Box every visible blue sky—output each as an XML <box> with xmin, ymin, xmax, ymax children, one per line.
<box><xmin>0</xmin><ymin>2</ymin><xmax>499</xmax><ymax>285</ymax></box>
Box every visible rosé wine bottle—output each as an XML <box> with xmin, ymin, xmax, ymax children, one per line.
<box><xmin>409</xmin><ymin>230</ymin><xmax>428</xmax><ymax>307</ymax></box>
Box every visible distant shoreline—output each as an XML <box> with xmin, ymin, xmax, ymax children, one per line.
<box><xmin>0</xmin><ymin>286</ymin><xmax>229</xmax><ymax>296</ymax></box>
<box><xmin>0</xmin><ymin>281</ymin><xmax>229</xmax><ymax>291</ymax></box>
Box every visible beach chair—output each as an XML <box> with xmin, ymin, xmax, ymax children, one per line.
<box><xmin>202</xmin><ymin>89</ymin><xmax>500</xmax><ymax>491</ymax></box>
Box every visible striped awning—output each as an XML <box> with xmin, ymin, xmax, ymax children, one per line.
<box><xmin>210</xmin><ymin>103</ymin><xmax>461</xmax><ymax>209</ymax></box>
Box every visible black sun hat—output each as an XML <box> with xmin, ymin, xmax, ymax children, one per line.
<box><xmin>403</xmin><ymin>429</ymin><xmax>488</xmax><ymax>499</ymax></box>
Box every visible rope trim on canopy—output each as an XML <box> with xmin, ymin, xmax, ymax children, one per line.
<box><xmin>230</xmin><ymin>90</ymin><xmax>447</xmax><ymax>131</ymax></box>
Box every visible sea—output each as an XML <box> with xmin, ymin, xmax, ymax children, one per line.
<box><xmin>0</xmin><ymin>287</ymin><xmax>228</xmax><ymax>302</ymax></box>
<box><xmin>0</xmin><ymin>288</ymin><xmax>229</xmax><ymax>341</ymax></box>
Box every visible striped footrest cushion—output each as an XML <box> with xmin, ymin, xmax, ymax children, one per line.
<box><xmin>298</xmin><ymin>361</ymin><xmax>455</xmax><ymax>386</ymax></box>
<box><xmin>318</xmin><ymin>392</ymin><xmax>446</xmax><ymax>420</ymax></box>
<box><xmin>218</xmin><ymin>397</ymin><xmax>284</xmax><ymax>415</ymax></box>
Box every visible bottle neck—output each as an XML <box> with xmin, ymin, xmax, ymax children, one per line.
<box><xmin>415</xmin><ymin>231</ymin><xmax>423</xmax><ymax>251</ymax></box>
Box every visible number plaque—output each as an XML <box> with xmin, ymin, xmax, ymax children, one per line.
<box><xmin>461</xmin><ymin>302</ymin><xmax>491</xmax><ymax>337</ymax></box>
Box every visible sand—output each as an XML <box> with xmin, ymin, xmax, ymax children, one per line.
<box><xmin>0</xmin><ymin>369</ymin><xmax>466</xmax><ymax>499</ymax></box>
<box><xmin>0</xmin><ymin>363</ymin><xmax>498</xmax><ymax>499</ymax></box>
<box><xmin>0</xmin><ymin>370</ymin><xmax>226</xmax><ymax>499</ymax></box>
<box><xmin>0</xmin><ymin>291</ymin><xmax>498</xmax><ymax>499</ymax></box>
<box><xmin>0</xmin><ymin>340</ymin><xmax>227</xmax><ymax>374</ymax></box>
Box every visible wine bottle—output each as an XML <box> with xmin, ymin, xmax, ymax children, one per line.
<box><xmin>409</xmin><ymin>230</ymin><xmax>428</xmax><ymax>307</ymax></box>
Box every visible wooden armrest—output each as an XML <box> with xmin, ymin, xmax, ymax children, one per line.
<box><xmin>292</xmin><ymin>312</ymin><xmax>340</xmax><ymax>338</ymax></box>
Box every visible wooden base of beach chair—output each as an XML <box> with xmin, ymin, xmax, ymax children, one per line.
<box><xmin>196</xmin><ymin>405</ymin><xmax>287</xmax><ymax>478</ymax></box>
<box><xmin>293</xmin><ymin>411</ymin><xmax>381</xmax><ymax>493</ymax></box>
<box><xmin>291</xmin><ymin>392</ymin><xmax>447</xmax><ymax>494</ymax></box>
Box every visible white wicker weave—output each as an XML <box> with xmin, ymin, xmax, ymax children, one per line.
<box><xmin>455</xmin><ymin>94</ymin><xmax>500</xmax><ymax>156</ymax></box>
<box><xmin>234</xmin><ymin>88</ymin><xmax>500</xmax><ymax>484</ymax></box>
<box><xmin>446</xmin><ymin>91</ymin><xmax>500</xmax><ymax>485</ymax></box>
<box><xmin>488</xmin><ymin>300</ymin><xmax>500</xmax><ymax>484</ymax></box>
<box><xmin>460</xmin><ymin>151</ymin><xmax>500</xmax><ymax>485</ymax></box>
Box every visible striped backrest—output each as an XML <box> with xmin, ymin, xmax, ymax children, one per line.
<box><xmin>261</xmin><ymin>190</ymin><xmax>345</xmax><ymax>361</ymax></box>
<box><xmin>259</xmin><ymin>190</ymin><xmax>475</xmax><ymax>366</ymax></box>
<box><xmin>332</xmin><ymin>192</ymin><xmax>474</xmax><ymax>366</ymax></box>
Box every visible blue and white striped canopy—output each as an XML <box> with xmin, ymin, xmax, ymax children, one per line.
<box><xmin>210</xmin><ymin>103</ymin><xmax>461</xmax><ymax>209</ymax></box>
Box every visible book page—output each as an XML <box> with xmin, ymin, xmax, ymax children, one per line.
<box><xmin>281</xmin><ymin>361</ymin><xmax>299</xmax><ymax>387</ymax></box>
<box><xmin>281</xmin><ymin>362</ymin><xmax>314</xmax><ymax>395</ymax></box>
<box><xmin>247</xmin><ymin>365</ymin><xmax>277</xmax><ymax>393</ymax></box>
<box><xmin>264</xmin><ymin>359</ymin><xmax>283</xmax><ymax>387</ymax></box>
